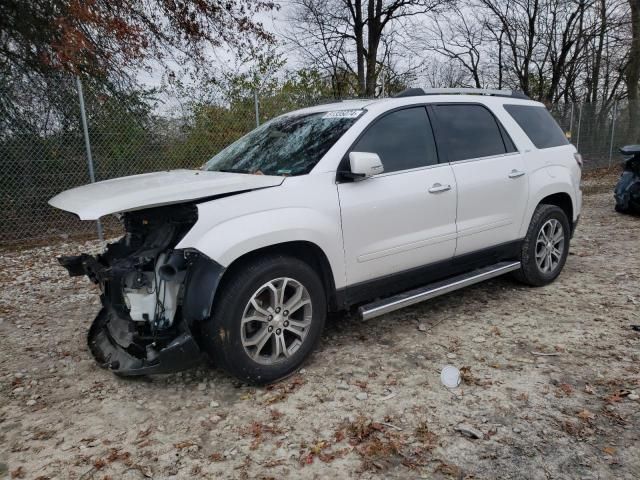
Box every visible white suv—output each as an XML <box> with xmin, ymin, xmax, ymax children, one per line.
<box><xmin>50</xmin><ymin>88</ymin><xmax>582</xmax><ymax>383</ymax></box>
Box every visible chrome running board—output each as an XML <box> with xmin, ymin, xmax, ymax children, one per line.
<box><xmin>358</xmin><ymin>261</ymin><xmax>521</xmax><ymax>321</ymax></box>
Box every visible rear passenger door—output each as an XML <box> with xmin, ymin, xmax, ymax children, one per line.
<box><xmin>431</xmin><ymin>103</ymin><xmax>529</xmax><ymax>256</ymax></box>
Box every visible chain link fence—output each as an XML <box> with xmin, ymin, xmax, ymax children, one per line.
<box><xmin>550</xmin><ymin>100</ymin><xmax>634</xmax><ymax>170</ymax></box>
<box><xmin>1</xmin><ymin>77</ymin><xmax>637</xmax><ymax>246</ymax></box>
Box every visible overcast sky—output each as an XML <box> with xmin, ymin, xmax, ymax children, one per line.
<box><xmin>137</xmin><ymin>5</ymin><xmax>292</xmax><ymax>92</ymax></box>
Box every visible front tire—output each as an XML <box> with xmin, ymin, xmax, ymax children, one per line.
<box><xmin>200</xmin><ymin>255</ymin><xmax>326</xmax><ymax>384</ymax></box>
<box><xmin>514</xmin><ymin>204</ymin><xmax>570</xmax><ymax>286</ymax></box>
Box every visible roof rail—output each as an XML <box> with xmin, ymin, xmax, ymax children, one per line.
<box><xmin>393</xmin><ymin>87</ymin><xmax>530</xmax><ymax>100</ymax></box>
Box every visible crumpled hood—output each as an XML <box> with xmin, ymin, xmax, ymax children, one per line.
<box><xmin>49</xmin><ymin>170</ymin><xmax>285</xmax><ymax>220</ymax></box>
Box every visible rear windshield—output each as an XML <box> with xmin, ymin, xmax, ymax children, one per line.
<box><xmin>203</xmin><ymin>111</ymin><xmax>362</xmax><ymax>176</ymax></box>
<box><xmin>504</xmin><ymin>104</ymin><xmax>569</xmax><ymax>149</ymax></box>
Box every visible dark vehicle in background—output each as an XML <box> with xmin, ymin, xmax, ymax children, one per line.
<box><xmin>614</xmin><ymin>145</ymin><xmax>640</xmax><ymax>214</ymax></box>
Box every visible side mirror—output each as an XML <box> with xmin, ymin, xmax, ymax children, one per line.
<box><xmin>348</xmin><ymin>151</ymin><xmax>384</xmax><ymax>179</ymax></box>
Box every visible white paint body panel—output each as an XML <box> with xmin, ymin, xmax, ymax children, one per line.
<box><xmin>176</xmin><ymin>172</ymin><xmax>348</xmax><ymax>289</ymax></box>
<box><xmin>451</xmin><ymin>153</ymin><xmax>529</xmax><ymax>255</ymax></box>
<box><xmin>338</xmin><ymin>165</ymin><xmax>457</xmax><ymax>285</ymax></box>
<box><xmin>48</xmin><ymin>170</ymin><xmax>284</xmax><ymax>220</ymax></box>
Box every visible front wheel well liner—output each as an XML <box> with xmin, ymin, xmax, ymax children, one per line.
<box><xmin>215</xmin><ymin>241</ymin><xmax>339</xmax><ymax>311</ymax></box>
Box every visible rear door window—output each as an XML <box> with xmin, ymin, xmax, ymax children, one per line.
<box><xmin>352</xmin><ymin>107</ymin><xmax>438</xmax><ymax>173</ymax></box>
<box><xmin>432</xmin><ymin>104</ymin><xmax>508</xmax><ymax>162</ymax></box>
<box><xmin>504</xmin><ymin>104</ymin><xmax>569</xmax><ymax>149</ymax></box>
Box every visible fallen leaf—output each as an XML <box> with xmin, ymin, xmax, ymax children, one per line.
<box><xmin>173</xmin><ymin>441</ymin><xmax>198</xmax><ymax>450</ymax></box>
<box><xmin>137</xmin><ymin>427</ymin><xmax>153</xmax><ymax>439</ymax></box>
<box><xmin>354</xmin><ymin>380</ymin><xmax>368</xmax><ymax>390</ymax></box>
<box><xmin>577</xmin><ymin>409</ymin><xmax>596</xmax><ymax>422</ymax></box>
<box><xmin>311</xmin><ymin>440</ymin><xmax>328</xmax><ymax>454</ymax></box>
<box><xmin>10</xmin><ymin>466</ymin><xmax>26</xmax><ymax>479</ymax></box>
<box><xmin>559</xmin><ymin>383</ymin><xmax>573</xmax><ymax>396</ymax></box>
<box><xmin>434</xmin><ymin>461</ymin><xmax>462</xmax><ymax>477</ymax></box>
<box><xmin>269</xmin><ymin>409</ymin><xmax>283</xmax><ymax>421</ymax></box>
<box><xmin>605</xmin><ymin>389</ymin><xmax>630</xmax><ymax>403</ymax></box>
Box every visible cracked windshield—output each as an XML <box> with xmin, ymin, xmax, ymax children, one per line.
<box><xmin>203</xmin><ymin>110</ymin><xmax>363</xmax><ymax>176</ymax></box>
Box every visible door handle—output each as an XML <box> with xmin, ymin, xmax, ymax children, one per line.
<box><xmin>428</xmin><ymin>183</ymin><xmax>452</xmax><ymax>193</ymax></box>
<box><xmin>508</xmin><ymin>169</ymin><xmax>526</xmax><ymax>179</ymax></box>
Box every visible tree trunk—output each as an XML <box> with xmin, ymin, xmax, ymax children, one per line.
<box><xmin>590</xmin><ymin>0</ymin><xmax>606</xmax><ymax>104</ymax></box>
<box><xmin>627</xmin><ymin>0</ymin><xmax>640</xmax><ymax>142</ymax></box>
<box><xmin>354</xmin><ymin>1</ymin><xmax>366</xmax><ymax>97</ymax></box>
<box><xmin>365</xmin><ymin>0</ymin><xmax>381</xmax><ymax>97</ymax></box>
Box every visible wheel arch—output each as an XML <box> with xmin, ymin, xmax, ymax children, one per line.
<box><xmin>520</xmin><ymin>185</ymin><xmax>577</xmax><ymax>238</ymax></box>
<box><xmin>538</xmin><ymin>192</ymin><xmax>573</xmax><ymax>226</ymax></box>
<box><xmin>215</xmin><ymin>241</ymin><xmax>341</xmax><ymax>312</ymax></box>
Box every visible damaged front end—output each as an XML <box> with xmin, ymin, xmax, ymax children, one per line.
<box><xmin>59</xmin><ymin>204</ymin><xmax>222</xmax><ymax>376</ymax></box>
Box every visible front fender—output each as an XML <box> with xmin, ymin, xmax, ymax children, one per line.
<box><xmin>177</xmin><ymin>207</ymin><xmax>346</xmax><ymax>289</ymax></box>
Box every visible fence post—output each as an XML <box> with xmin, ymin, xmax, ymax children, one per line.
<box><xmin>608</xmin><ymin>100</ymin><xmax>618</xmax><ymax>168</ymax></box>
<box><xmin>75</xmin><ymin>76</ymin><xmax>104</xmax><ymax>243</ymax></box>
<box><xmin>576</xmin><ymin>102</ymin><xmax>583</xmax><ymax>151</ymax></box>
<box><xmin>569</xmin><ymin>102</ymin><xmax>574</xmax><ymax>139</ymax></box>
<box><xmin>254</xmin><ymin>90</ymin><xmax>260</xmax><ymax>128</ymax></box>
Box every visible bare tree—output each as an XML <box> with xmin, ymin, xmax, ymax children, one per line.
<box><xmin>286</xmin><ymin>0</ymin><xmax>357</xmax><ymax>97</ymax></box>
<box><xmin>425</xmin><ymin>0</ymin><xmax>631</xmax><ymax>108</ymax></box>
<box><xmin>422</xmin><ymin>6</ymin><xmax>487</xmax><ymax>88</ymax></box>
<box><xmin>288</xmin><ymin>0</ymin><xmax>450</xmax><ymax>97</ymax></box>
<box><xmin>284</xmin><ymin>0</ymin><xmax>634</xmax><ymax>125</ymax></box>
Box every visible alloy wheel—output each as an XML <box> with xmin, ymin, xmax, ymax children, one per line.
<box><xmin>535</xmin><ymin>218</ymin><xmax>565</xmax><ymax>273</ymax></box>
<box><xmin>240</xmin><ymin>277</ymin><xmax>312</xmax><ymax>365</ymax></box>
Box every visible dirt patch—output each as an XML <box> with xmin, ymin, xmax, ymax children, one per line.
<box><xmin>1</xmin><ymin>175</ymin><xmax>639</xmax><ymax>479</ymax></box>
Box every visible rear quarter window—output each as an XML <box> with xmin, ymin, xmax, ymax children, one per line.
<box><xmin>504</xmin><ymin>104</ymin><xmax>569</xmax><ymax>149</ymax></box>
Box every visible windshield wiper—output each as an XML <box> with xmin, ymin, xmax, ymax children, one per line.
<box><xmin>217</xmin><ymin>168</ymin><xmax>252</xmax><ymax>174</ymax></box>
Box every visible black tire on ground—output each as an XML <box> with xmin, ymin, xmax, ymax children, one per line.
<box><xmin>199</xmin><ymin>254</ymin><xmax>326</xmax><ymax>384</ymax></box>
<box><xmin>615</xmin><ymin>203</ymin><xmax>628</xmax><ymax>214</ymax></box>
<box><xmin>513</xmin><ymin>204</ymin><xmax>571</xmax><ymax>287</ymax></box>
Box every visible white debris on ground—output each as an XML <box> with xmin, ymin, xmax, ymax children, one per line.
<box><xmin>0</xmin><ymin>174</ymin><xmax>639</xmax><ymax>479</ymax></box>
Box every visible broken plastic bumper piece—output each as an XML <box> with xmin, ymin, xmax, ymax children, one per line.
<box><xmin>88</xmin><ymin>306</ymin><xmax>202</xmax><ymax>376</ymax></box>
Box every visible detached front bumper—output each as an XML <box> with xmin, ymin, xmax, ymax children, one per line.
<box><xmin>89</xmin><ymin>306</ymin><xmax>202</xmax><ymax>376</ymax></box>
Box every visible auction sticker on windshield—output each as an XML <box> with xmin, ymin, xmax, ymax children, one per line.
<box><xmin>322</xmin><ymin>110</ymin><xmax>364</xmax><ymax>119</ymax></box>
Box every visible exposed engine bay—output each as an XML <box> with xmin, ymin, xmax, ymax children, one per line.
<box><xmin>59</xmin><ymin>204</ymin><xmax>222</xmax><ymax>375</ymax></box>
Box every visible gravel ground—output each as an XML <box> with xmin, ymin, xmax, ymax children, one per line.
<box><xmin>1</xmin><ymin>176</ymin><xmax>639</xmax><ymax>480</ymax></box>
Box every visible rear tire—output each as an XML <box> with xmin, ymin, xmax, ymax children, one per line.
<box><xmin>514</xmin><ymin>204</ymin><xmax>570</xmax><ymax>286</ymax></box>
<box><xmin>199</xmin><ymin>254</ymin><xmax>326</xmax><ymax>384</ymax></box>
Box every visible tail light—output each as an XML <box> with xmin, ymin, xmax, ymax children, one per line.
<box><xmin>573</xmin><ymin>153</ymin><xmax>583</xmax><ymax>168</ymax></box>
